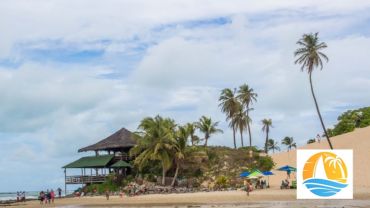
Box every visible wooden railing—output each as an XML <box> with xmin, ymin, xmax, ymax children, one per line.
<box><xmin>66</xmin><ymin>175</ymin><xmax>108</xmax><ymax>184</ymax></box>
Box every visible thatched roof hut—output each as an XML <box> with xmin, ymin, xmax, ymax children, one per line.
<box><xmin>78</xmin><ymin>128</ymin><xmax>136</xmax><ymax>153</ymax></box>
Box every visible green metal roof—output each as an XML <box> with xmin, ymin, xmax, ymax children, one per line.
<box><xmin>111</xmin><ymin>160</ymin><xmax>132</xmax><ymax>168</ymax></box>
<box><xmin>63</xmin><ymin>155</ymin><xmax>114</xmax><ymax>168</ymax></box>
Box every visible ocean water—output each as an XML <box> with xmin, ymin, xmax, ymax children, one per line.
<box><xmin>0</xmin><ymin>191</ymin><xmax>73</xmax><ymax>201</ymax></box>
<box><xmin>0</xmin><ymin>191</ymin><xmax>39</xmax><ymax>201</ymax></box>
<box><xmin>303</xmin><ymin>178</ymin><xmax>348</xmax><ymax>197</ymax></box>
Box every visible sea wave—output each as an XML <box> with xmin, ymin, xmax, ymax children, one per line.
<box><xmin>303</xmin><ymin>178</ymin><xmax>348</xmax><ymax>197</ymax></box>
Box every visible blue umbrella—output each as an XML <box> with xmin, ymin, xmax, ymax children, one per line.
<box><xmin>277</xmin><ymin>165</ymin><xmax>296</xmax><ymax>179</ymax></box>
<box><xmin>262</xmin><ymin>171</ymin><xmax>274</xmax><ymax>188</ymax></box>
<box><xmin>240</xmin><ymin>171</ymin><xmax>250</xmax><ymax>177</ymax></box>
<box><xmin>277</xmin><ymin>165</ymin><xmax>296</xmax><ymax>172</ymax></box>
<box><xmin>262</xmin><ymin>171</ymin><xmax>274</xmax><ymax>176</ymax></box>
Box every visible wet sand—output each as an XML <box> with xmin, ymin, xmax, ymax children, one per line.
<box><xmin>10</xmin><ymin>188</ymin><xmax>370</xmax><ymax>208</ymax></box>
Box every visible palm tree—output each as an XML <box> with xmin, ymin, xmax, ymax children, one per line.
<box><xmin>282</xmin><ymin>136</ymin><xmax>297</xmax><ymax>152</ymax></box>
<box><xmin>267</xmin><ymin>139</ymin><xmax>280</xmax><ymax>154</ymax></box>
<box><xmin>237</xmin><ymin>84</ymin><xmax>257</xmax><ymax>147</ymax></box>
<box><xmin>130</xmin><ymin>115</ymin><xmax>176</xmax><ymax>185</ymax></box>
<box><xmin>261</xmin><ymin>118</ymin><xmax>272</xmax><ymax>153</ymax></box>
<box><xmin>294</xmin><ymin>32</ymin><xmax>333</xmax><ymax>149</ymax></box>
<box><xmin>307</xmin><ymin>138</ymin><xmax>316</xmax><ymax>144</ymax></box>
<box><xmin>171</xmin><ymin>125</ymin><xmax>188</xmax><ymax>186</ymax></box>
<box><xmin>219</xmin><ymin>88</ymin><xmax>240</xmax><ymax>148</ymax></box>
<box><xmin>196</xmin><ymin>116</ymin><xmax>223</xmax><ymax>147</ymax></box>
<box><xmin>185</xmin><ymin>122</ymin><xmax>200</xmax><ymax>146</ymax></box>
<box><xmin>231</xmin><ymin>106</ymin><xmax>249</xmax><ymax>147</ymax></box>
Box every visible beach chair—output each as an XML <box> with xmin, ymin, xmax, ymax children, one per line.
<box><xmin>290</xmin><ymin>180</ymin><xmax>297</xmax><ymax>189</ymax></box>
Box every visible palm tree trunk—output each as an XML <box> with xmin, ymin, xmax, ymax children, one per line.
<box><xmin>204</xmin><ymin>135</ymin><xmax>208</xmax><ymax>147</ymax></box>
<box><xmin>232</xmin><ymin>126</ymin><xmax>236</xmax><ymax>149</ymax></box>
<box><xmin>191</xmin><ymin>136</ymin><xmax>194</xmax><ymax>146</ymax></box>
<box><xmin>309</xmin><ymin>72</ymin><xmax>333</xmax><ymax>149</ymax></box>
<box><xmin>247</xmin><ymin>110</ymin><xmax>252</xmax><ymax>147</ymax></box>
<box><xmin>240</xmin><ymin>128</ymin><xmax>244</xmax><ymax>147</ymax></box>
<box><xmin>264</xmin><ymin>129</ymin><xmax>269</xmax><ymax>153</ymax></box>
<box><xmin>162</xmin><ymin>165</ymin><xmax>167</xmax><ymax>185</ymax></box>
<box><xmin>171</xmin><ymin>163</ymin><xmax>180</xmax><ymax>187</ymax></box>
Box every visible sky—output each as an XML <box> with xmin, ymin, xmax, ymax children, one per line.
<box><xmin>0</xmin><ymin>0</ymin><xmax>370</xmax><ymax>192</ymax></box>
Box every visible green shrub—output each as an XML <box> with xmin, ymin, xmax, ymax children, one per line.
<box><xmin>215</xmin><ymin>175</ymin><xmax>229</xmax><ymax>188</ymax></box>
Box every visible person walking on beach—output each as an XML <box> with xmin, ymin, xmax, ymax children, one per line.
<box><xmin>316</xmin><ymin>134</ymin><xmax>321</xmax><ymax>143</ymax></box>
<box><xmin>39</xmin><ymin>191</ymin><xmax>45</xmax><ymax>204</ymax></box>
<box><xmin>45</xmin><ymin>190</ymin><xmax>51</xmax><ymax>204</ymax></box>
<box><xmin>22</xmin><ymin>191</ymin><xmax>26</xmax><ymax>202</ymax></box>
<box><xmin>105</xmin><ymin>189</ymin><xmax>110</xmax><ymax>200</ymax></box>
<box><xmin>57</xmin><ymin>187</ymin><xmax>62</xmax><ymax>198</ymax></box>
<box><xmin>50</xmin><ymin>189</ymin><xmax>55</xmax><ymax>203</ymax></box>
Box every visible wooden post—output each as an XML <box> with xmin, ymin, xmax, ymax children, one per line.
<box><xmin>64</xmin><ymin>168</ymin><xmax>67</xmax><ymax>196</ymax></box>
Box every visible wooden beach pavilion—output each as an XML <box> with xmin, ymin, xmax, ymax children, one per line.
<box><xmin>62</xmin><ymin>128</ymin><xmax>136</xmax><ymax>193</ymax></box>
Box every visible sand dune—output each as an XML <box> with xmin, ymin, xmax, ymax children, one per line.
<box><xmin>269</xmin><ymin>126</ymin><xmax>370</xmax><ymax>191</ymax></box>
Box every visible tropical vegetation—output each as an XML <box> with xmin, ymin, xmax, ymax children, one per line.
<box><xmin>219</xmin><ymin>84</ymin><xmax>257</xmax><ymax>148</ymax></box>
<box><xmin>267</xmin><ymin>139</ymin><xmax>280</xmax><ymax>153</ymax></box>
<box><xmin>261</xmin><ymin>118</ymin><xmax>272</xmax><ymax>153</ymax></box>
<box><xmin>282</xmin><ymin>136</ymin><xmax>297</xmax><ymax>152</ymax></box>
<box><xmin>327</xmin><ymin>106</ymin><xmax>370</xmax><ymax>137</ymax></box>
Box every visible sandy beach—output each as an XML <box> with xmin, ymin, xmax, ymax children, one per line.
<box><xmin>8</xmin><ymin>127</ymin><xmax>370</xmax><ymax>208</ymax></box>
<box><xmin>269</xmin><ymin>126</ymin><xmax>370</xmax><ymax>189</ymax></box>
<box><xmin>9</xmin><ymin>188</ymin><xmax>370</xmax><ymax>208</ymax></box>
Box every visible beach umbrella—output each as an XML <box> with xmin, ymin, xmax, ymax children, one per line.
<box><xmin>240</xmin><ymin>171</ymin><xmax>250</xmax><ymax>177</ymax></box>
<box><xmin>262</xmin><ymin>171</ymin><xmax>274</xmax><ymax>187</ymax></box>
<box><xmin>277</xmin><ymin>165</ymin><xmax>296</xmax><ymax>178</ymax></box>
<box><xmin>247</xmin><ymin>169</ymin><xmax>264</xmax><ymax>178</ymax></box>
<box><xmin>277</xmin><ymin>165</ymin><xmax>296</xmax><ymax>172</ymax></box>
<box><xmin>246</xmin><ymin>175</ymin><xmax>259</xmax><ymax>179</ymax></box>
<box><xmin>262</xmin><ymin>171</ymin><xmax>274</xmax><ymax>176</ymax></box>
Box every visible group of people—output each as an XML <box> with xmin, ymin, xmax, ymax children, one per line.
<box><xmin>16</xmin><ymin>191</ymin><xmax>26</xmax><ymax>202</ymax></box>
<box><xmin>255</xmin><ymin>179</ymin><xmax>268</xmax><ymax>189</ymax></box>
<box><xmin>38</xmin><ymin>188</ymin><xmax>62</xmax><ymax>204</ymax></box>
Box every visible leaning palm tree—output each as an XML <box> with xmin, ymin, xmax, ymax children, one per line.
<box><xmin>219</xmin><ymin>88</ymin><xmax>240</xmax><ymax>148</ymax></box>
<box><xmin>267</xmin><ymin>139</ymin><xmax>280</xmax><ymax>154</ymax></box>
<box><xmin>231</xmin><ymin>106</ymin><xmax>249</xmax><ymax>147</ymax></box>
<box><xmin>237</xmin><ymin>84</ymin><xmax>257</xmax><ymax>147</ymax></box>
<box><xmin>261</xmin><ymin>118</ymin><xmax>272</xmax><ymax>153</ymax></box>
<box><xmin>130</xmin><ymin>115</ymin><xmax>176</xmax><ymax>185</ymax></box>
<box><xmin>171</xmin><ymin>125</ymin><xmax>188</xmax><ymax>186</ymax></box>
<box><xmin>294</xmin><ymin>32</ymin><xmax>333</xmax><ymax>149</ymax></box>
<box><xmin>196</xmin><ymin>116</ymin><xmax>223</xmax><ymax>147</ymax></box>
<box><xmin>185</xmin><ymin>122</ymin><xmax>200</xmax><ymax>146</ymax></box>
<box><xmin>282</xmin><ymin>136</ymin><xmax>297</xmax><ymax>152</ymax></box>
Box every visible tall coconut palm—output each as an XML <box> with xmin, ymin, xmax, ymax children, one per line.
<box><xmin>261</xmin><ymin>118</ymin><xmax>272</xmax><ymax>153</ymax></box>
<box><xmin>294</xmin><ymin>32</ymin><xmax>333</xmax><ymax>149</ymax></box>
<box><xmin>282</xmin><ymin>136</ymin><xmax>297</xmax><ymax>152</ymax></box>
<box><xmin>196</xmin><ymin>116</ymin><xmax>223</xmax><ymax>147</ymax></box>
<box><xmin>267</xmin><ymin>139</ymin><xmax>280</xmax><ymax>154</ymax></box>
<box><xmin>130</xmin><ymin>115</ymin><xmax>176</xmax><ymax>185</ymax></box>
<box><xmin>231</xmin><ymin>106</ymin><xmax>249</xmax><ymax>147</ymax></box>
<box><xmin>237</xmin><ymin>84</ymin><xmax>257</xmax><ymax>147</ymax></box>
<box><xmin>185</xmin><ymin>122</ymin><xmax>200</xmax><ymax>146</ymax></box>
<box><xmin>171</xmin><ymin>125</ymin><xmax>188</xmax><ymax>186</ymax></box>
<box><xmin>219</xmin><ymin>88</ymin><xmax>240</xmax><ymax>148</ymax></box>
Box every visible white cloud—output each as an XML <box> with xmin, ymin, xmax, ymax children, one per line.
<box><xmin>0</xmin><ymin>0</ymin><xmax>370</xmax><ymax>192</ymax></box>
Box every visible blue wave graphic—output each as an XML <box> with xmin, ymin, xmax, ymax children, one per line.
<box><xmin>303</xmin><ymin>178</ymin><xmax>348</xmax><ymax>197</ymax></box>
